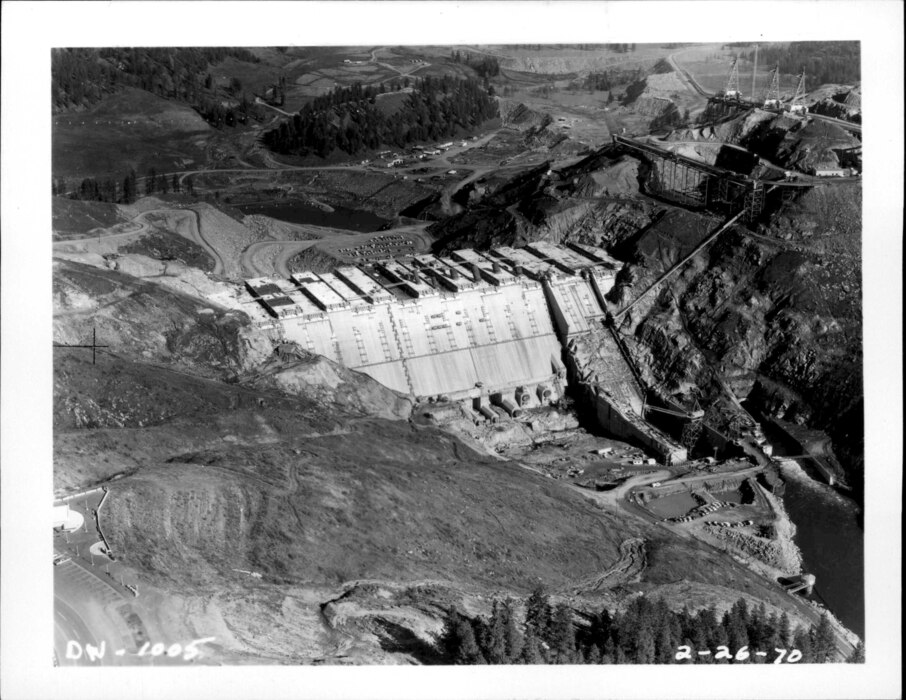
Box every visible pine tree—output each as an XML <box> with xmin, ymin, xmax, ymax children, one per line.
<box><xmin>520</xmin><ymin>627</ymin><xmax>545</xmax><ymax>664</ymax></box>
<box><xmin>145</xmin><ymin>168</ymin><xmax>158</xmax><ymax>196</ymax></box>
<box><xmin>634</xmin><ymin>628</ymin><xmax>657</xmax><ymax>664</ymax></box>
<box><xmin>441</xmin><ymin>608</ymin><xmax>486</xmax><ymax>665</ymax></box>
<box><xmin>778</xmin><ymin>611</ymin><xmax>793</xmax><ymax>649</ymax></box>
<box><xmin>549</xmin><ymin>603</ymin><xmax>576</xmax><ymax>664</ymax></box>
<box><xmin>793</xmin><ymin>625</ymin><xmax>814</xmax><ymax>663</ymax></box>
<box><xmin>811</xmin><ymin>614</ymin><xmax>838</xmax><ymax>663</ymax></box>
<box><xmin>655</xmin><ymin>620</ymin><xmax>676</xmax><ymax>664</ymax></box>
<box><xmin>502</xmin><ymin>599</ymin><xmax>523</xmax><ymax>663</ymax></box>
<box><xmin>524</xmin><ymin>587</ymin><xmax>552</xmax><ymax>641</ymax></box>
<box><xmin>481</xmin><ymin>601</ymin><xmax>509</xmax><ymax>664</ymax></box>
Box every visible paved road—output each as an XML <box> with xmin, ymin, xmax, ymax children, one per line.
<box><xmin>53</xmin><ymin>557</ymin><xmax>133</xmax><ymax>666</ymax></box>
<box><xmin>667</xmin><ymin>47</ymin><xmax>717</xmax><ymax>99</ymax></box>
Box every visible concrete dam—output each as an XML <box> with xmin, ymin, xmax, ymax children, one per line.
<box><xmin>244</xmin><ymin>241</ymin><xmax>687</xmax><ymax>465</ymax></box>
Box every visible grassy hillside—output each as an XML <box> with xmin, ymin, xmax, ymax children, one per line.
<box><xmin>53</xmin><ymin>88</ymin><xmax>211</xmax><ymax>180</ymax></box>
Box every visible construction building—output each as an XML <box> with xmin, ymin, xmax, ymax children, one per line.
<box><xmin>244</xmin><ymin>242</ymin><xmax>686</xmax><ymax>464</ymax></box>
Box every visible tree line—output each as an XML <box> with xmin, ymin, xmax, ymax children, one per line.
<box><xmin>263</xmin><ymin>76</ymin><xmax>498</xmax><ymax>158</ymax></box>
<box><xmin>54</xmin><ymin>169</ymin><xmax>196</xmax><ymax>204</ymax></box>
<box><xmin>439</xmin><ymin>589</ymin><xmax>863</xmax><ymax>665</ymax></box>
<box><xmin>450</xmin><ymin>51</ymin><xmax>501</xmax><ymax>79</ymax></box>
<box><xmin>52</xmin><ymin>48</ymin><xmax>267</xmax><ymax>131</ymax></box>
<box><xmin>52</xmin><ymin>47</ymin><xmax>260</xmax><ymax>112</ymax></box>
<box><xmin>572</xmin><ymin>67</ymin><xmax>644</xmax><ymax>92</ymax></box>
<box><xmin>740</xmin><ymin>42</ymin><xmax>860</xmax><ymax>89</ymax></box>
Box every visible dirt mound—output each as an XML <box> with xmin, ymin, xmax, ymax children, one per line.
<box><xmin>748</xmin><ymin>118</ymin><xmax>860</xmax><ymax>172</ymax></box>
<box><xmin>501</xmin><ymin>102</ymin><xmax>546</xmax><ymax>128</ymax></box>
<box><xmin>103</xmin><ymin>420</ymin><xmax>636</xmax><ymax>589</ymax></box>
<box><xmin>249</xmin><ymin>355</ymin><xmax>414</xmax><ymax>420</ymax></box>
<box><xmin>430</xmin><ymin>152</ymin><xmax>659</xmax><ymax>255</ymax></box>
<box><xmin>288</xmin><ymin>245</ymin><xmax>344</xmax><ymax>273</ymax></box>
<box><xmin>119</xmin><ymin>231</ymin><xmax>215</xmax><ymax>271</ymax></box>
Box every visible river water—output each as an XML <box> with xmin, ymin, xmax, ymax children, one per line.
<box><xmin>772</xmin><ymin>453</ymin><xmax>865</xmax><ymax>639</ymax></box>
<box><xmin>236</xmin><ymin>200</ymin><xmax>389</xmax><ymax>232</ymax></box>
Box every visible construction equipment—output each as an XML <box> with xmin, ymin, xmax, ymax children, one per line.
<box><xmin>762</xmin><ymin>65</ymin><xmax>782</xmax><ymax>110</ymax></box>
<box><xmin>788</xmin><ymin>69</ymin><xmax>808</xmax><ymax>115</ymax></box>
<box><xmin>724</xmin><ymin>57</ymin><xmax>742</xmax><ymax>100</ymax></box>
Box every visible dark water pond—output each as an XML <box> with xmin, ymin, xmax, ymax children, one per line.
<box><xmin>236</xmin><ymin>200</ymin><xmax>389</xmax><ymax>232</ymax></box>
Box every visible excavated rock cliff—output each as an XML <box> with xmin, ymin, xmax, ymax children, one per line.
<box><xmin>613</xmin><ymin>185</ymin><xmax>862</xmax><ymax>489</ymax></box>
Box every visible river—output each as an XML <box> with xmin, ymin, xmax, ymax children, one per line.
<box><xmin>236</xmin><ymin>200</ymin><xmax>389</xmax><ymax>232</ymax></box>
<box><xmin>769</xmin><ymin>445</ymin><xmax>865</xmax><ymax>639</ymax></box>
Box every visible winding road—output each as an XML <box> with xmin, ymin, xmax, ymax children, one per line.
<box><xmin>53</xmin><ymin>207</ymin><xmax>227</xmax><ymax>276</ymax></box>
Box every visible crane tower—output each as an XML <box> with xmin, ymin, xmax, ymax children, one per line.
<box><xmin>724</xmin><ymin>57</ymin><xmax>741</xmax><ymax>100</ymax></box>
<box><xmin>763</xmin><ymin>65</ymin><xmax>782</xmax><ymax>110</ymax></box>
<box><xmin>789</xmin><ymin>69</ymin><xmax>808</xmax><ymax>115</ymax></box>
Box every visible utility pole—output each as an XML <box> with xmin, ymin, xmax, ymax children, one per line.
<box><xmin>751</xmin><ymin>44</ymin><xmax>758</xmax><ymax>102</ymax></box>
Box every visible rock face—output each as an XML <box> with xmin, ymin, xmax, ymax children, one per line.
<box><xmin>431</xmin><ymin>147</ymin><xmax>659</xmax><ymax>255</ymax></box>
<box><xmin>612</xmin><ymin>186</ymin><xmax>862</xmax><ymax>490</ymax></box>
<box><xmin>53</xmin><ymin>258</ymin><xmax>272</xmax><ymax>378</ymax></box>
<box><xmin>667</xmin><ymin>109</ymin><xmax>861</xmax><ymax>173</ymax></box>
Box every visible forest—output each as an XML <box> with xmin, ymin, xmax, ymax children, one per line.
<box><xmin>740</xmin><ymin>42</ymin><xmax>860</xmax><ymax>89</ymax></box>
<box><xmin>262</xmin><ymin>76</ymin><xmax>498</xmax><ymax>158</ymax></box>
<box><xmin>571</xmin><ymin>67</ymin><xmax>644</xmax><ymax>93</ymax></box>
<box><xmin>438</xmin><ymin>590</ymin><xmax>864</xmax><ymax>665</ymax></box>
<box><xmin>450</xmin><ymin>50</ymin><xmax>500</xmax><ymax>79</ymax></box>
<box><xmin>51</xmin><ymin>47</ymin><xmax>265</xmax><ymax>126</ymax></box>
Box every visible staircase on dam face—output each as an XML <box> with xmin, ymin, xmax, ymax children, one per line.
<box><xmin>377</xmin><ymin>322</ymin><xmax>394</xmax><ymax>363</ymax></box>
<box><xmin>386</xmin><ymin>311</ymin><xmax>416</xmax><ymax>395</ymax></box>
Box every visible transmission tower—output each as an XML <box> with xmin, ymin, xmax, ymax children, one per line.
<box><xmin>789</xmin><ymin>69</ymin><xmax>808</xmax><ymax>115</ymax></box>
<box><xmin>762</xmin><ymin>65</ymin><xmax>781</xmax><ymax>109</ymax></box>
<box><xmin>724</xmin><ymin>57</ymin><xmax>741</xmax><ymax>100</ymax></box>
<box><xmin>681</xmin><ymin>418</ymin><xmax>704</xmax><ymax>452</ymax></box>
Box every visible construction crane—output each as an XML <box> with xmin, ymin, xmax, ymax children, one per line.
<box><xmin>762</xmin><ymin>65</ymin><xmax>782</xmax><ymax>110</ymax></box>
<box><xmin>724</xmin><ymin>57</ymin><xmax>742</xmax><ymax>100</ymax></box>
<box><xmin>788</xmin><ymin>69</ymin><xmax>808</xmax><ymax>115</ymax></box>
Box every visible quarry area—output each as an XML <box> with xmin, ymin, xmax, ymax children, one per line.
<box><xmin>48</xmin><ymin>42</ymin><xmax>866</xmax><ymax>667</ymax></box>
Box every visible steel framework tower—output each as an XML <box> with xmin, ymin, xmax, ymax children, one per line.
<box><xmin>763</xmin><ymin>65</ymin><xmax>781</xmax><ymax>109</ymax></box>
<box><xmin>789</xmin><ymin>69</ymin><xmax>808</xmax><ymax>115</ymax></box>
<box><xmin>724</xmin><ymin>57</ymin><xmax>741</xmax><ymax>99</ymax></box>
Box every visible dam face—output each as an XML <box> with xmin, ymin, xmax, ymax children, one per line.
<box><xmin>244</xmin><ymin>242</ymin><xmax>686</xmax><ymax>464</ymax></box>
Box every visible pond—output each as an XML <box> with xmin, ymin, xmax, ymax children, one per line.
<box><xmin>646</xmin><ymin>491</ymin><xmax>700</xmax><ymax>519</ymax></box>
<box><xmin>236</xmin><ymin>200</ymin><xmax>390</xmax><ymax>232</ymax></box>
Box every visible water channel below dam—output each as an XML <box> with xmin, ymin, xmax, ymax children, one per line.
<box><xmin>771</xmin><ymin>445</ymin><xmax>864</xmax><ymax>639</ymax></box>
